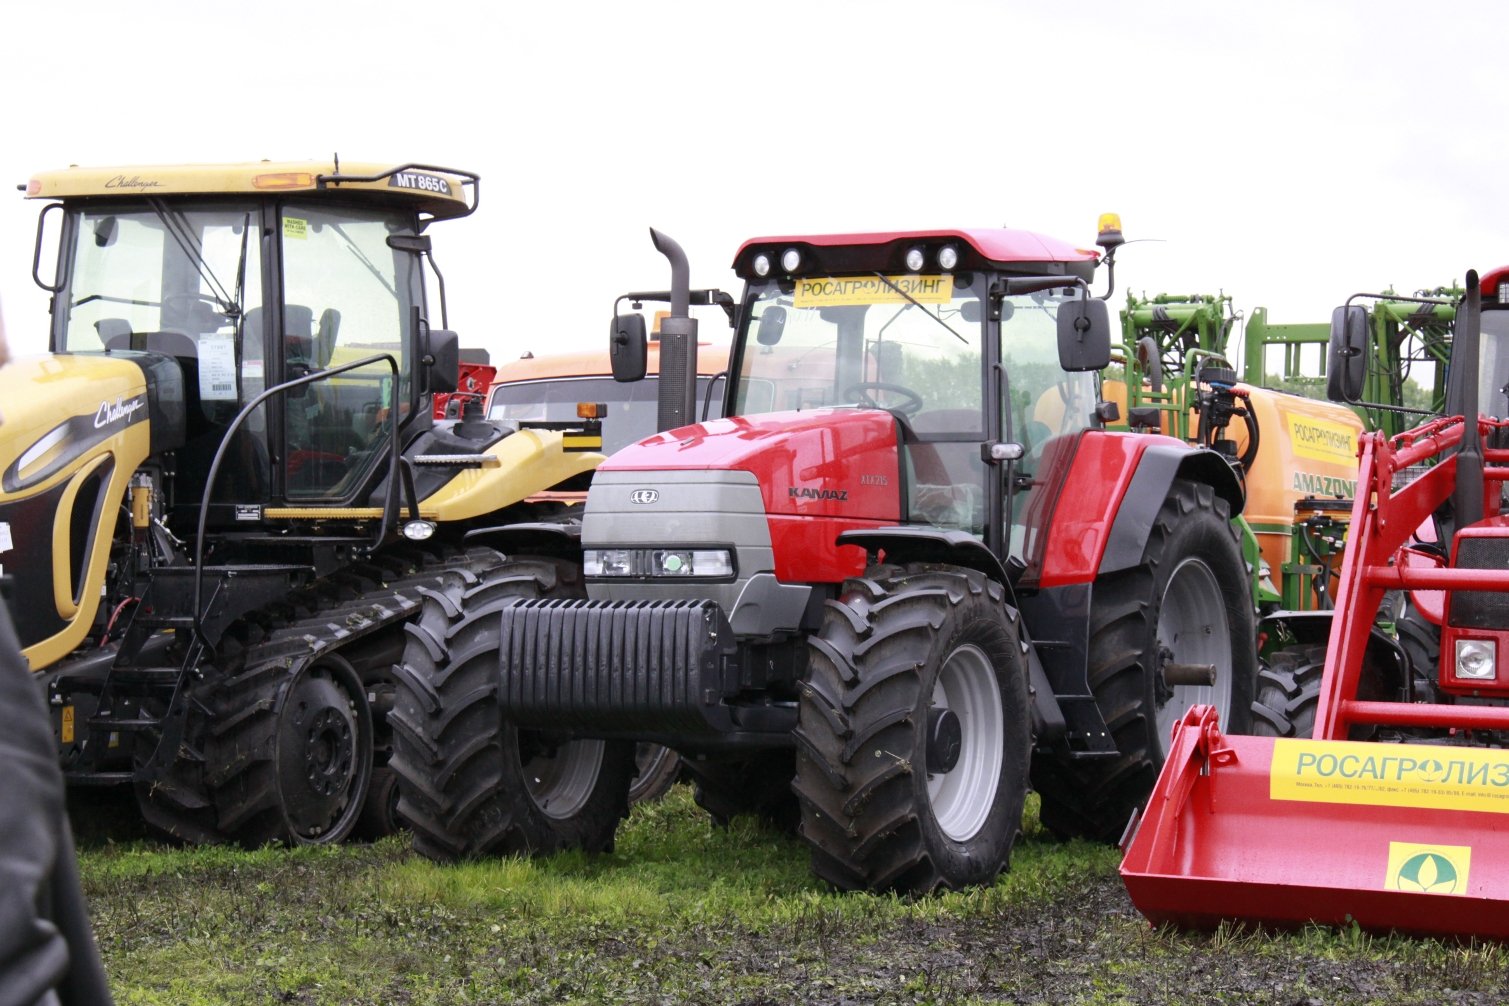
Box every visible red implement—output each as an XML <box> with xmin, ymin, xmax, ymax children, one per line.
<box><xmin>1122</xmin><ymin>273</ymin><xmax>1509</xmax><ymax>942</ymax></box>
<box><xmin>1120</xmin><ymin>706</ymin><xmax>1509</xmax><ymax>941</ymax></box>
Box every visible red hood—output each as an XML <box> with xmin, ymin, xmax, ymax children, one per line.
<box><xmin>600</xmin><ymin>408</ymin><xmax>902</xmax><ymax>521</ymax></box>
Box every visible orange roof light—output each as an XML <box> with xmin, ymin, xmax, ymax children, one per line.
<box><xmin>577</xmin><ymin>402</ymin><xmax>604</xmax><ymax>419</ymax></box>
<box><xmin>253</xmin><ymin>172</ymin><xmax>315</xmax><ymax>190</ymax></box>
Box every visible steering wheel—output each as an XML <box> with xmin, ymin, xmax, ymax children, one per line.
<box><xmin>844</xmin><ymin>381</ymin><xmax>924</xmax><ymax>416</ymax></box>
<box><xmin>161</xmin><ymin>292</ymin><xmax>228</xmax><ymax>328</ymax></box>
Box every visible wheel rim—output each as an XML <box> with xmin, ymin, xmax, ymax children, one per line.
<box><xmin>521</xmin><ymin>737</ymin><xmax>606</xmax><ymax>820</ymax></box>
<box><xmin>926</xmin><ymin>643</ymin><xmax>1004</xmax><ymax>842</ymax></box>
<box><xmin>1156</xmin><ymin>555</ymin><xmax>1233</xmax><ymax>739</ymax></box>
<box><xmin>277</xmin><ymin>667</ymin><xmax>370</xmax><ymax>841</ymax></box>
<box><xmin>629</xmin><ymin>743</ymin><xmax>676</xmax><ymax>803</ymax></box>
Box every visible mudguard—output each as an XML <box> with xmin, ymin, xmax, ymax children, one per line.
<box><xmin>1097</xmin><ymin>442</ymin><xmax>1244</xmax><ymax>576</ymax></box>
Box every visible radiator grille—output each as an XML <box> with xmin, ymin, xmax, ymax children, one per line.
<box><xmin>1449</xmin><ymin>536</ymin><xmax>1509</xmax><ymax>628</ymax></box>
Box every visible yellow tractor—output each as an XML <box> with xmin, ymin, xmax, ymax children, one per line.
<box><xmin>7</xmin><ymin>160</ymin><xmax>604</xmax><ymax>845</ymax></box>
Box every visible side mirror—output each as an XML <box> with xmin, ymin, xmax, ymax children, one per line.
<box><xmin>1057</xmin><ymin>298</ymin><xmax>1112</xmax><ymax>372</ymax></box>
<box><xmin>756</xmin><ymin>306</ymin><xmax>787</xmax><ymax>346</ymax></box>
<box><xmin>94</xmin><ymin>216</ymin><xmax>118</xmax><ymax>248</ymax></box>
<box><xmin>1136</xmin><ymin>335</ymin><xmax>1163</xmax><ymax>394</ymax></box>
<box><xmin>610</xmin><ymin>313</ymin><xmax>648</xmax><ymax>382</ymax></box>
<box><xmin>1326</xmin><ymin>305</ymin><xmax>1368</xmax><ymax>403</ymax></box>
<box><xmin>426</xmin><ymin>328</ymin><xmax>460</xmax><ymax>394</ymax></box>
<box><xmin>387</xmin><ymin>234</ymin><xmax>433</xmax><ymax>254</ymax></box>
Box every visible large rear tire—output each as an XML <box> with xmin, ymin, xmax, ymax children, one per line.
<box><xmin>389</xmin><ymin>557</ymin><xmax>635</xmax><ymax>860</ymax></box>
<box><xmin>1033</xmin><ymin>478</ymin><xmax>1256</xmax><ymax>843</ymax></box>
<box><xmin>793</xmin><ymin>564</ymin><xmax>1032</xmax><ymax>893</ymax></box>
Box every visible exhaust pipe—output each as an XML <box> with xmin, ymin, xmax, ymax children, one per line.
<box><xmin>650</xmin><ymin>228</ymin><xmax>698</xmax><ymax>434</ymax></box>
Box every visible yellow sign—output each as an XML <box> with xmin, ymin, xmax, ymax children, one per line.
<box><xmin>1385</xmin><ymin>841</ymin><xmax>1471</xmax><ymax>895</ymax></box>
<box><xmin>1271</xmin><ymin>739</ymin><xmax>1509</xmax><ymax>814</ymax></box>
<box><xmin>283</xmin><ymin>216</ymin><xmax>309</xmax><ymax>240</ymax></box>
<box><xmin>1286</xmin><ymin>413</ymin><xmax>1357</xmax><ymax>465</ymax></box>
<box><xmin>794</xmin><ymin>275</ymin><xmax>953</xmax><ymax>307</ymax></box>
<box><xmin>61</xmin><ymin>705</ymin><xmax>74</xmax><ymax>744</ymax></box>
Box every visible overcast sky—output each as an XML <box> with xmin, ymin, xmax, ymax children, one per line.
<box><xmin>2</xmin><ymin>0</ymin><xmax>1505</xmax><ymax>367</ymax></box>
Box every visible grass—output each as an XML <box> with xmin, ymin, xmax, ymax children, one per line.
<box><xmin>75</xmin><ymin>789</ymin><xmax>1509</xmax><ymax>1005</ymax></box>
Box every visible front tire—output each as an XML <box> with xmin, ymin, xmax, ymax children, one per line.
<box><xmin>389</xmin><ymin>557</ymin><xmax>634</xmax><ymax>860</ymax></box>
<box><xmin>1033</xmin><ymin>478</ymin><xmax>1256</xmax><ymax>843</ymax></box>
<box><xmin>1251</xmin><ymin>644</ymin><xmax>1325</xmax><ymax>739</ymax></box>
<box><xmin>793</xmin><ymin>564</ymin><xmax>1032</xmax><ymax>893</ymax></box>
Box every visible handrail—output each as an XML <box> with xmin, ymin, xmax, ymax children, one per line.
<box><xmin>191</xmin><ymin>353</ymin><xmax>401</xmax><ymax>643</ymax></box>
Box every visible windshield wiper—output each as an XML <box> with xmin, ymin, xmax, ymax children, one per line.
<box><xmin>148</xmin><ymin>198</ymin><xmax>238</xmax><ymax>315</ymax></box>
<box><xmin>331</xmin><ymin>222</ymin><xmax>398</xmax><ymax>299</ymax></box>
<box><xmin>871</xmin><ymin>272</ymin><xmax>967</xmax><ymax>344</ymax></box>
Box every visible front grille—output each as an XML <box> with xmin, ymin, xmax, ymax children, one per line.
<box><xmin>1449</xmin><ymin>536</ymin><xmax>1509</xmax><ymax>628</ymax></box>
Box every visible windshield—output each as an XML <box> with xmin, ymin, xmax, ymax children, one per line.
<box><xmin>58</xmin><ymin>201</ymin><xmax>261</xmax><ymax>357</ymax></box>
<box><xmin>489</xmin><ymin>375</ymin><xmax>723</xmax><ymax>454</ymax></box>
<box><xmin>734</xmin><ymin>273</ymin><xmax>985</xmax><ymax>424</ymax></box>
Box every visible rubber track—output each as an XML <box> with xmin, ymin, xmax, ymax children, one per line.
<box><xmin>137</xmin><ymin>545</ymin><xmax>508</xmax><ymax>845</ymax></box>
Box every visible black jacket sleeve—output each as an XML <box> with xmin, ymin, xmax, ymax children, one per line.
<box><xmin>0</xmin><ymin>603</ymin><xmax>112</xmax><ymax>1006</ymax></box>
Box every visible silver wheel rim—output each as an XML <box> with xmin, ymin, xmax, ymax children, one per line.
<box><xmin>927</xmin><ymin>643</ymin><xmax>1004</xmax><ymax>842</ymax></box>
<box><xmin>1156</xmin><ymin>555</ymin><xmax>1233</xmax><ymax>740</ymax></box>
<box><xmin>523</xmin><ymin>738</ymin><xmax>605</xmax><ymax>820</ymax></box>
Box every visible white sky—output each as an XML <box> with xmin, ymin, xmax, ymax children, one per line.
<box><xmin>2</xmin><ymin>0</ymin><xmax>1506</xmax><ymax>367</ymax></box>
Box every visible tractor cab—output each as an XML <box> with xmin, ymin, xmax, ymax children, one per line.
<box><xmin>30</xmin><ymin>161</ymin><xmax>473</xmax><ymax>519</ymax></box>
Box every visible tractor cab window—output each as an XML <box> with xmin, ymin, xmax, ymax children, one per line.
<box><xmin>734</xmin><ymin>272</ymin><xmax>988</xmax><ymax>534</ymax></box>
<box><xmin>276</xmin><ymin>203</ymin><xmax>424</xmax><ymax>499</ymax></box>
<box><xmin>57</xmin><ymin>201</ymin><xmax>263</xmax><ymax>408</ymax></box>
<box><xmin>1478</xmin><ymin>310</ymin><xmax>1509</xmax><ymax>422</ymax></box>
<box><xmin>1001</xmin><ymin>289</ymin><xmax>1100</xmax><ymax>569</ymax></box>
<box><xmin>734</xmin><ymin>273</ymin><xmax>984</xmax><ymax>424</ymax></box>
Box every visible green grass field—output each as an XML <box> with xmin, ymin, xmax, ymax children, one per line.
<box><xmin>77</xmin><ymin>789</ymin><xmax>1509</xmax><ymax>1005</ymax></box>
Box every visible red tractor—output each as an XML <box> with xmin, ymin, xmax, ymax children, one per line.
<box><xmin>391</xmin><ymin>221</ymin><xmax>1257</xmax><ymax>892</ymax></box>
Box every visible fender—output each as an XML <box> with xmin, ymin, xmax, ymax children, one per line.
<box><xmin>1096</xmin><ymin>443</ymin><xmax>1245</xmax><ymax>576</ymax></box>
<box><xmin>834</xmin><ymin>525</ymin><xmax>1067</xmax><ymax>745</ymax></box>
<box><xmin>464</xmin><ymin>521</ymin><xmax>583</xmax><ymax>562</ymax></box>
<box><xmin>836</xmin><ymin>525</ymin><xmax>1013</xmax><ymax>598</ymax></box>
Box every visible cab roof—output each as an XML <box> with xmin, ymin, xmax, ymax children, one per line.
<box><xmin>732</xmin><ymin>227</ymin><xmax>1098</xmax><ymax>281</ymax></box>
<box><xmin>24</xmin><ymin>160</ymin><xmax>477</xmax><ymax>221</ymax></box>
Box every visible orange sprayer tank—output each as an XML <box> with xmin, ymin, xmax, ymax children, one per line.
<box><xmin>1233</xmin><ymin>384</ymin><xmax>1364</xmax><ymax>598</ymax></box>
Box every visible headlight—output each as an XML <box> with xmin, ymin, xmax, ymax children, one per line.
<box><xmin>584</xmin><ymin>547</ymin><xmax>735</xmax><ymax>578</ymax></box>
<box><xmin>1455</xmin><ymin>638</ymin><xmax>1497</xmax><ymax>680</ymax></box>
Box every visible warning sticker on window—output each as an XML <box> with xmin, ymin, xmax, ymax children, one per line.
<box><xmin>197</xmin><ymin>333</ymin><xmax>237</xmax><ymax>401</ymax></box>
<box><xmin>1270</xmin><ymin>738</ymin><xmax>1509</xmax><ymax>814</ymax></box>
<box><xmin>284</xmin><ymin>216</ymin><xmax>308</xmax><ymax>240</ymax></box>
<box><xmin>794</xmin><ymin>275</ymin><xmax>953</xmax><ymax>308</ymax></box>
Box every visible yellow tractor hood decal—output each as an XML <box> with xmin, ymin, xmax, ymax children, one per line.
<box><xmin>418</xmin><ymin>428</ymin><xmax>603</xmax><ymax>521</ymax></box>
<box><xmin>0</xmin><ymin>354</ymin><xmax>148</xmax><ymax>494</ymax></box>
